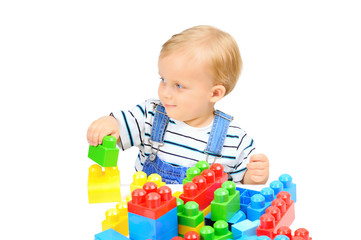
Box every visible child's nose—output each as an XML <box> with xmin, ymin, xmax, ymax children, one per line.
<box><xmin>163</xmin><ymin>85</ymin><xmax>173</xmax><ymax>99</ymax></box>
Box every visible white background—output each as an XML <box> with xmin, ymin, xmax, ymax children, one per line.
<box><xmin>1</xmin><ymin>1</ymin><xmax>360</xmax><ymax>239</ymax></box>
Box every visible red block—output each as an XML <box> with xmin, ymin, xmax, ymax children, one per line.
<box><xmin>127</xmin><ymin>182</ymin><xmax>177</xmax><ymax>220</ymax></box>
<box><xmin>184</xmin><ymin>231</ymin><xmax>200</xmax><ymax>240</ymax></box>
<box><xmin>257</xmin><ymin>191</ymin><xmax>295</xmax><ymax>238</ymax></box>
<box><xmin>179</xmin><ymin>164</ymin><xmax>227</xmax><ymax>210</ymax></box>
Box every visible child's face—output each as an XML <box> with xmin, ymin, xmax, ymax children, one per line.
<box><xmin>158</xmin><ymin>51</ymin><xmax>216</xmax><ymax>127</ymax></box>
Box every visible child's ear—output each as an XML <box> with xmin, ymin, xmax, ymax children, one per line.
<box><xmin>210</xmin><ymin>85</ymin><xmax>226</xmax><ymax>103</ymax></box>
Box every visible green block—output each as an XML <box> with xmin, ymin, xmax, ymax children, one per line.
<box><xmin>200</xmin><ymin>221</ymin><xmax>233</xmax><ymax>240</ymax></box>
<box><xmin>88</xmin><ymin>136</ymin><xmax>119</xmax><ymax>167</ymax></box>
<box><xmin>211</xmin><ymin>181</ymin><xmax>240</xmax><ymax>222</ymax></box>
<box><xmin>182</xmin><ymin>166</ymin><xmax>201</xmax><ymax>185</ymax></box>
<box><xmin>177</xmin><ymin>201</ymin><xmax>204</xmax><ymax>227</ymax></box>
<box><xmin>195</xmin><ymin>161</ymin><xmax>209</xmax><ymax>172</ymax></box>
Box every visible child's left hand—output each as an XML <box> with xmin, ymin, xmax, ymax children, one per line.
<box><xmin>245</xmin><ymin>153</ymin><xmax>269</xmax><ymax>184</ymax></box>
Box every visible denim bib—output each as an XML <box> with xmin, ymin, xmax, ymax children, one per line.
<box><xmin>142</xmin><ymin>104</ymin><xmax>232</xmax><ymax>184</ymax></box>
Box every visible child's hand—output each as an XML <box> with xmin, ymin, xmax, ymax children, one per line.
<box><xmin>87</xmin><ymin>116</ymin><xmax>120</xmax><ymax>146</ymax></box>
<box><xmin>244</xmin><ymin>153</ymin><xmax>269</xmax><ymax>184</ymax></box>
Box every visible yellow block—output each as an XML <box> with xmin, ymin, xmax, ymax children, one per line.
<box><xmin>102</xmin><ymin>201</ymin><xmax>129</xmax><ymax>236</ymax></box>
<box><xmin>178</xmin><ymin>221</ymin><xmax>205</xmax><ymax>235</ymax></box>
<box><xmin>130</xmin><ymin>171</ymin><xmax>166</xmax><ymax>193</ymax></box>
<box><xmin>172</xmin><ymin>191</ymin><xmax>183</xmax><ymax>198</ymax></box>
<box><xmin>202</xmin><ymin>204</ymin><xmax>211</xmax><ymax>217</ymax></box>
<box><xmin>88</xmin><ymin>164</ymin><xmax>121</xmax><ymax>204</ymax></box>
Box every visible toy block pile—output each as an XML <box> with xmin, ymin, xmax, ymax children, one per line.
<box><xmin>88</xmin><ymin>137</ymin><xmax>311</xmax><ymax>239</ymax></box>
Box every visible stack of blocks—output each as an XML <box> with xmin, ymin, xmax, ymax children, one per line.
<box><xmin>88</xmin><ymin>136</ymin><xmax>121</xmax><ymax>204</ymax></box>
<box><xmin>127</xmin><ymin>181</ymin><xmax>178</xmax><ymax>240</ymax></box>
<box><xmin>89</xmin><ymin>147</ymin><xmax>310</xmax><ymax>240</ymax></box>
<box><xmin>179</xmin><ymin>162</ymin><xmax>228</xmax><ymax>214</ymax></box>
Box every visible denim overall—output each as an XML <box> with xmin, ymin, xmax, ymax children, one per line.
<box><xmin>142</xmin><ymin>104</ymin><xmax>233</xmax><ymax>184</ymax></box>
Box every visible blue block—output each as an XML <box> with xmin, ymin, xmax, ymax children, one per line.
<box><xmin>232</xmin><ymin>219</ymin><xmax>260</xmax><ymax>239</ymax></box>
<box><xmin>279</xmin><ymin>174</ymin><xmax>297</xmax><ymax>202</ymax></box>
<box><xmin>228</xmin><ymin>210</ymin><xmax>247</xmax><ymax>230</ymax></box>
<box><xmin>95</xmin><ymin>229</ymin><xmax>129</xmax><ymax>240</ymax></box>
<box><xmin>270</xmin><ymin>180</ymin><xmax>283</xmax><ymax>196</ymax></box>
<box><xmin>274</xmin><ymin>235</ymin><xmax>290</xmax><ymax>240</ymax></box>
<box><xmin>128</xmin><ymin>207</ymin><xmax>178</xmax><ymax>240</ymax></box>
<box><xmin>236</xmin><ymin>187</ymin><xmax>260</xmax><ymax>214</ymax></box>
<box><xmin>247</xmin><ymin>194</ymin><xmax>272</xmax><ymax>221</ymax></box>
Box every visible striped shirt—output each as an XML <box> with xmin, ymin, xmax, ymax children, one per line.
<box><xmin>112</xmin><ymin>99</ymin><xmax>255</xmax><ymax>183</ymax></box>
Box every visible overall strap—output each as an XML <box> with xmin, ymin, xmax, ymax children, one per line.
<box><xmin>150</xmin><ymin>103</ymin><xmax>169</xmax><ymax>144</ymax></box>
<box><xmin>205</xmin><ymin>110</ymin><xmax>233</xmax><ymax>161</ymax></box>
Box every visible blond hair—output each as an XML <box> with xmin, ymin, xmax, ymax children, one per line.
<box><xmin>160</xmin><ymin>25</ymin><xmax>242</xmax><ymax>95</ymax></box>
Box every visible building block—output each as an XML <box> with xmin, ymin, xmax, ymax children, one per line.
<box><xmin>102</xmin><ymin>201</ymin><xmax>129</xmax><ymax>236</ymax></box>
<box><xmin>278</xmin><ymin>174</ymin><xmax>296</xmax><ymax>202</ymax></box>
<box><xmin>269</xmin><ymin>180</ymin><xmax>283</xmax><ymax>196</ymax></box>
<box><xmin>179</xmin><ymin>165</ymin><xmax>226</xmax><ymax>210</ymax></box>
<box><xmin>273</xmin><ymin>227</ymin><xmax>312</xmax><ymax>240</ymax></box>
<box><xmin>128</xmin><ymin>206</ymin><xmax>178</xmax><ymax>240</ymax></box>
<box><xmin>232</xmin><ymin>219</ymin><xmax>260</xmax><ymax>239</ymax></box>
<box><xmin>173</xmin><ymin>191</ymin><xmax>183</xmax><ymax>198</ymax></box>
<box><xmin>88</xmin><ymin>164</ymin><xmax>121</xmax><ymax>204</ymax></box>
<box><xmin>257</xmin><ymin>191</ymin><xmax>295</xmax><ymax>238</ymax></box>
<box><xmin>211</xmin><ymin>181</ymin><xmax>240</xmax><ymax>222</ymax></box>
<box><xmin>130</xmin><ymin>171</ymin><xmax>165</xmax><ymax>192</ymax></box>
<box><xmin>183</xmin><ymin>166</ymin><xmax>202</xmax><ymax>184</ymax></box>
<box><xmin>177</xmin><ymin>199</ymin><xmax>204</xmax><ymax>227</ymax></box>
<box><xmin>171</xmin><ymin>231</ymin><xmax>200</xmax><ymax>240</ymax></box>
<box><xmin>200</xmin><ymin>220</ymin><xmax>233</xmax><ymax>240</ymax></box>
<box><xmin>202</xmin><ymin>204</ymin><xmax>212</xmax><ymax>217</ymax></box>
<box><xmin>228</xmin><ymin>210</ymin><xmax>247</xmax><ymax>230</ymax></box>
<box><xmin>88</xmin><ymin>135</ymin><xmax>119</xmax><ymax>167</ymax></box>
<box><xmin>178</xmin><ymin>221</ymin><xmax>205</xmax><ymax>236</ymax></box>
<box><xmin>247</xmin><ymin>187</ymin><xmax>274</xmax><ymax>221</ymax></box>
<box><xmin>127</xmin><ymin>182</ymin><xmax>177</xmax><ymax>220</ymax></box>
<box><xmin>94</xmin><ymin>228</ymin><xmax>129</xmax><ymax>240</ymax></box>
<box><xmin>237</xmin><ymin>187</ymin><xmax>261</xmax><ymax>214</ymax></box>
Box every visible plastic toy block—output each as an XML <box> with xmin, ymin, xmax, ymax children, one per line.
<box><xmin>127</xmin><ymin>182</ymin><xmax>177</xmax><ymax>219</ymax></box>
<box><xmin>247</xmin><ymin>187</ymin><xmax>274</xmax><ymax>221</ymax></box>
<box><xmin>236</xmin><ymin>187</ymin><xmax>261</xmax><ymax>214</ymax></box>
<box><xmin>204</xmin><ymin>211</ymin><xmax>214</xmax><ymax>227</ymax></box>
<box><xmin>130</xmin><ymin>171</ymin><xmax>166</xmax><ymax>192</ymax></box>
<box><xmin>269</xmin><ymin>180</ymin><xmax>283</xmax><ymax>196</ymax></box>
<box><xmin>184</xmin><ymin>231</ymin><xmax>200</xmax><ymax>240</ymax></box>
<box><xmin>200</xmin><ymin>220</ymin><xmax>233</xmax><ymax>240</ymax></box>
<box><xmin>210</xmin><ymin>163</ymin><xmax>228</xmax><ymax>183</ymax></box>
<box><xmin>130</xmin><ymin>171</ymin><xmax>147</xmax><ymax>192</ymax></box>
<box><xmin>196</xmin><ymin>160</ymin><xmax>210</xmax><ymax>172</ymax></box>
<box><xmin>257</xmin><ymin>237</ymin><xmax>271</xmax><ymax>240</ymax></box>
<box><xmin>278</xmin><ymin>174</ymin><xmax>296</xmax><ymax>202</ymax></box>
<box><xmin>88</xmin><ymin>135</ymin><xmax>119</xmax><ymax>167</ymax></box>
<box><xmin>256</xmin><ymin>191</ymin><xmax>295</xmax><ymax>238</ymax></box>
<box><xmin>232</xmin><ymin>219</ymin><xmax>260</xmax><ymax>239</ymax></box>
<box><xmin>102</xmin><ymin>201</ymin><xmax>129</xmax><ymax>236</ymax></box>
<box><xmin>177</xmin><ymin>199</ymin><xmax>204</xmax><ymax>227</ymax></box>
<box><xmin>172</xmin><ymin>231</ymin><xmax>200</xmax><ymax>240</ymax></box>
<box><xmin>228</xmin><ymin>210</ymin><xmax>247</xmax><ymax>230</ymax></box>
<box><xmin>88</xmin><ymin>164</ymin><xmax>121</xmax><ymax>204</ymax></box>
<box><xmin>178</xmin><ymin>221</ymin><xmax>205</xmax><ymax>236</ymax></box>
<box><xmin>128</xmin><ymin>207</ymin><xmax>178</xmax><ymax>240</ymax></box>
<box><xmin>173</xmin><ymin>191</ymin><xmax>183</xmax><ymax>198</ymax></box>
<box><xmin>148</xmin><ymin>173</ymin><xmax>166</xmax><ymax>187</ymax></box>
<box><xmin>275</xmin><ymin>226</ymin><xmax>292</xmax><ymax>239</ymax></box>
<box><xmin>294</xmin><ymin>228</ymin><xmax>311</xmax><ymax>240</ymax></box>
<box><xmin>180</xmin><ymin>167</ymin><xmax>223</xmax><ymax>210</ymax></box>
<box><xmin>94</xmin><ymin>228</ymin><xmax>129</xmax><ymax>240</ymax></box>
<box><xmin>183</xmin><ymin>167</ymin><xmax>202</xmax><ymax>184</ymax></box>
<box><xmin>211</xmin><ymin>181</ymin><xmax>240</xmax><ymax>222</ymax></box>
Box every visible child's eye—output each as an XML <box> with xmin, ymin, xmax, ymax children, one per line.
<box><xmin>176</xmin><ymin>84</ymin><xmax>183</xmax><ymax>89</ymax></box>
<box><xmin>160</xmin><ymin>77</ymin><xmax>165</xmax><ymax>83</ymax></box>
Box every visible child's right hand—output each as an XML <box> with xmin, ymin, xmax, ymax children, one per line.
<box><xmin>87</xmin><ymin>116</ymin><xmax>120</xmax><ymax>146</ymax></box>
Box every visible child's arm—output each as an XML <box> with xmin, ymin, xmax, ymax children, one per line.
<box><xmin>87</xmin><ymin>115</ymin><xmax>120</xmax><ymax>146</ymax></box>
<box><xmin>242</xmin><ymin>153</ymin><xmax>269</xmax><ymax>184</ymax></box>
